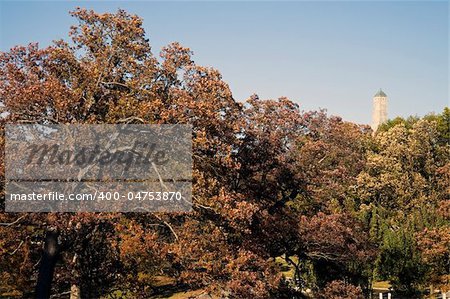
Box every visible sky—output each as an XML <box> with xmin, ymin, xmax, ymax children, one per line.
<box><xmin>0</xmin><ymin>1</ymin><xmax>448</xmax><ymax>125</ymax></box>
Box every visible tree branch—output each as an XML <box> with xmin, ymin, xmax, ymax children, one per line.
<box><xmin>0</xmin><ymin>215</ymin><xmax>26</xmax><ymax>226</ymax></box>
<box><xmin>9</xmin><ymin>240</ymin><xmax>24</xmax><ymax>255</ymax></box>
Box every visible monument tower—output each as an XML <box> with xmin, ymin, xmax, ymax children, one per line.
<box><xmin>371</xmin><ymin>89</ymin><xmax>388</xmax><ymax>131</ymax></box>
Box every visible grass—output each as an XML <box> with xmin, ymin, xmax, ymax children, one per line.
<box><xmin>372</xmin><ymin>281</ymin><xmax>392</xmax><ymax>290</ymax></box>
<box><xmin>275</xmin><ymin>255</ymin><xmax>298</xmax><ymax>279</ymax></box>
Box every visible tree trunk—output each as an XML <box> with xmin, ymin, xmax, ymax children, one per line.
<box><xmin>70</xmin><ymin>253</ymin><xmax>80</xmax><ymax>299</ymax></box>
<box><xmin>69</xmin><ymin>284</ymin><xmax>81</xmax><ymax>299</ymax></box>
<box><xmin>35</xmin><ymin>229</ymin><xmax>59</xmax><ymax>299</ymax></box>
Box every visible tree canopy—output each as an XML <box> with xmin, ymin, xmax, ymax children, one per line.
<box><xmin>0</xmin><ymin>8</ymin><xmax>448</xmax><ymax>299</ymax></box>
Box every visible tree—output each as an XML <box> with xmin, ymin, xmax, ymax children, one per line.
<box><xmin>357</xmin><ymin>112</ymin><xmax>450</xmax><ymax>295</ymax></box>
<box><xmin>417</xmin><ymin>199</ymin><xmax>450</xmax><ymax>292</ymax></box>
<box><xmin>0</xmin><ymin>8</ymin><xmax>283</xmax><ymax>298</ymax></box>
<box><xmin>0</xmin><ymin>6</ymin><xmax>447</xmax><ymax>299</ymax></box>
<box><xmin>319</xmin><ymin>280</ymin><xmax>364</xmax><ymax>299</ymax></box>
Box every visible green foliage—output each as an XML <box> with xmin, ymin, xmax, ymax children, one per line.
<box><xmin>423</xmin><ymin>107</ymin><xmax>450</xmax><ymax>145</ymax></box>
<box><xmin>360</xmin><ymin>107</ymin><xmax>450</xmax><ymax>295</ymax></box>
<box><xmin>377</xmin><ymin>115</ymin><xmax>420</xmax><ymax>132</ymax></box>
<box><xmin>0</xmin><ymin>6</ymin><xmax>448</xmax><ymax>298</ymax></box>
<box><xmin>376</xmin><ymin>223</ymin><xmax>427</xmax><ymax>295</ymax></box>
<box><xmin>378</xmin><ymin>107</ymin><xmax>450</xmax><ymax>146</ymax></box>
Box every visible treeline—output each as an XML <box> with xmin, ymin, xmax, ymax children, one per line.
<box><xmin>0</xmin><ymin>8</ymin><xmax>448</xmax><ymax>299</ymax></box>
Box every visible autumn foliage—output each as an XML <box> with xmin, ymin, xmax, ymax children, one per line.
<box><xmin>0</xmin><ymin>8</ymin><xmax>448</xmax><ymax>299</ymax></box>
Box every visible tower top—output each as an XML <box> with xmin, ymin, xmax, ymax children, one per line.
<box><xmin>374</xmin><ymin>89</ymin><xmax>387</xmax><ymax>97</ymax></box>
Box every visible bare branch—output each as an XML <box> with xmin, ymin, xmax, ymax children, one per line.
<box><xmin>49</xmin><ymin>291</ymin><xmax>71</xmax><ymax>299</ymax></box>
<box><xmin>100</xmin><ymin>81</ymin><xmax>131</xmax><ymax>90</ymax></box>
<box><xmin>9</xmin><ymin>240</ymin><xmax>24</xmax><ymax>255</ymax></box>
<box><xmin>117</xmin><ymin>116</ymin><xmax>145</xmax><ymax>124</ymax></box>
<box><xmin>0</xmin><ymin>215</ymin><xmax>26</xmax><ymax>226</ymax></box>
<box><xmin>153</xmin><ymin>214</ymin><xmax>178</xmax><ymax>241</ymax></box>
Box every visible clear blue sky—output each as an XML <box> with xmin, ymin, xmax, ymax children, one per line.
<box><xmin>0</xmin><ymin>1</ymin><xmax>448</xmax><ymax>124</ymax></box>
